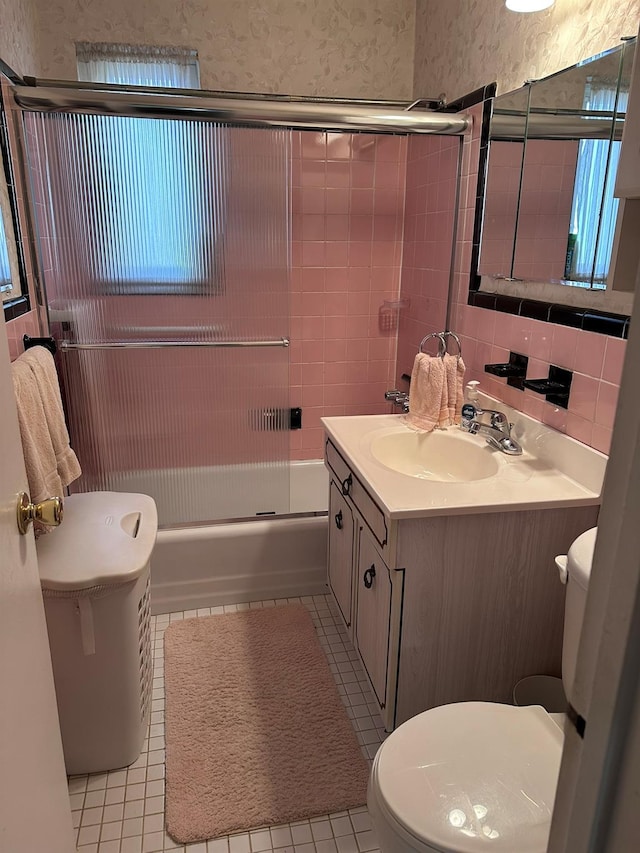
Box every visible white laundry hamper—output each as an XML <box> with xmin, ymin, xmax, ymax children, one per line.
<box><xmin>36</xmin><ymin>491</ymin><xmax>158</xmax><ymax>776</ymax></box>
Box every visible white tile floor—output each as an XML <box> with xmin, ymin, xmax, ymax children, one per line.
<box><xmin>68</xmin><ymin>594</ymin><xmax>385</xmax><ymax>853</ymax></box>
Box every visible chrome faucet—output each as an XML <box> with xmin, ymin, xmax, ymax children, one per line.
<box><xmin>385</xmin><ymin>389</ymin><xmax>410</xmax><ymax>413</ymax></box>
<box><xmin>460</xmin><ymin>403</ymin><xmax>523</xmax><ymax>456</ymax></box>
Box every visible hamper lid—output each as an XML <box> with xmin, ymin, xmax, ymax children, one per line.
<box><xmin>36</xmin><ymin>491</ymin><xmax>158</xmax><ymax>591</ymax></box>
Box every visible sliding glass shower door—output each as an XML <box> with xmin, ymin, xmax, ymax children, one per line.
<box><xmin>23</xmin><ymin>112</ymin><xmax>291</xmax><ymax>525</ymax></box>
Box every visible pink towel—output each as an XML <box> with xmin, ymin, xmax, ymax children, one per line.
<box><xmin>405</xmin><ymin>353</ymin><xmax>446</xmax><ymax>432</ymax></box>
<box><xmin>405</xmin><ymin>352</ymin><xmax>467</xmax><ymax>432</ymax></box>
<box><xmin>444</xmin><ymin>353</ymin><xmax>466</xmax><ymax>426</ymax></box>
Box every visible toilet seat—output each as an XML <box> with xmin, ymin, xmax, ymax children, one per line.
<box><xmin>370</xmin><ymin>702</ymin><xmax>564</xmax><ymax>853</ymax></box>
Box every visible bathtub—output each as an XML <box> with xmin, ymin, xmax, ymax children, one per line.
<box><xmin>113</xmin><ymin>460</ymin><xmax>329</xmax><ymax>614</ymax></box>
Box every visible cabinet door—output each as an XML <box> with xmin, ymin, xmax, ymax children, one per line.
<box><xmin>328</xmin><ymin>481</ymin><xmax>355</xmax><ymax>629</ymax></box>
<box><xmin>356</xmin><ymin>525</ymin><xmax>393</xmax><ymax>710</ymax></box>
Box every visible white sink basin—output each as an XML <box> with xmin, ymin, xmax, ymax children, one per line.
<box><xmin>370</xmin><ymin>430</ymin><xmax>500</xmax><ymax>482</ymax></box>
<box><xmin>322</xmin><ymin>399</ymin><xmax>607</xmax><ymax>519</ymax></box>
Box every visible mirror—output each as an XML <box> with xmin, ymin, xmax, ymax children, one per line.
<box><xmin>476</xmin><ymin>39</ymin><xmax>635</xmax><ymax>314</ymax></box>
<box><xmin>0</xmin><ymin>169</ymin><xmax>22</xmax><ymax>304</ymax></box>
<box><xmin>0</xmin><ymin>80</ymin><xmax>29</xmax><ymax>314</ymax></box>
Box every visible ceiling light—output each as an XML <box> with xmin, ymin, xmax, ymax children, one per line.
<box><xmin>506</xmin><ymin>0</ymin><xmax>555</xmax><ymax>11</ymax></box>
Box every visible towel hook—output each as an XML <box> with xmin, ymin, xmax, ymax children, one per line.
<box><xmin>419</xmin><ymin>332</ymin><xmax>446</xmax><ymax>358</ymax></box>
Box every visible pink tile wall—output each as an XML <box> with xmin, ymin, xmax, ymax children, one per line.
<box><xmin>480</xmin><ymin>140</ymin><xmax>577</xmax><ymax>281</ymax></box>
<box><xmin>449</xmin><ymin>104</ymin><xmax>625</xmax><ymax>456</ymax></box>
<box><xmin>478</xmin><ymin>140</ymin><xmax>522</xmax><ymax>277</ymax></box>
<box><xmin>395</xmin><ymin>135</ymin><xmax>459</xmax><ymax>383</ymax></box>
<box><xmin>513</xmin><ymin>140</ymin><xmax>578</xmax><ymax>281</ymax></box>
<box><xmin>5</xmin><ymin>309</ymin><xmax>41</xmax><ymax>360</ymax></box>
<box><xmin>289</xmin><ymin>131</ymin><xmax>407</xmax><ymax>459</ymax></box>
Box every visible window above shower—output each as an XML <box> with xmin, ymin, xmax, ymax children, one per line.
<box><xmin>75</xmin><ymin>43</ymin><xmax>210</xmax><ymax>295</ymax></box>
<box><xmin>76</xmin><ymin>42</ymin><xmax>200</xmax><ymax>89</ymax></box>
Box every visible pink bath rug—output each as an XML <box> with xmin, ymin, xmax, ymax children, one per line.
<box><xmin>164</xmin><ymin>604</ymin><xmax>370</xmax><ymax>843</ymax></box>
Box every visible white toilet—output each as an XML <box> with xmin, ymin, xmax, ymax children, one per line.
<box><xmin>368</xmin><ymin>527</ymin><xmax>597</xmax><ymax>853</ymax></box>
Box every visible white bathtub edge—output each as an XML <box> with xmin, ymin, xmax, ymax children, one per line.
<box><xmin>150</xmin><ymin>515</ymin><xmax>329</xmax><ymax>614</ymax></box>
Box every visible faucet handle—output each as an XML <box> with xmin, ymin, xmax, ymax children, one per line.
<box><xmin>489</xmin><ymin>410</ymin><xmax>509</xmax><ymax>428</ymax></box>
<box><xmin>461</xmin><ymin>402</ymin><xmax>479</xmax><ymax>424</ymax></box>
<box><xmin>386</xmin><ymin>389</ymin><xmax>410</xmax><ymax>413</ymax></box>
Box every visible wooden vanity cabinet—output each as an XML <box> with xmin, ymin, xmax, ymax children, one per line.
<box><xmin>325</xmin><ymin>437</ymin><xmax>599</xmax><ymax>732</ymax></box>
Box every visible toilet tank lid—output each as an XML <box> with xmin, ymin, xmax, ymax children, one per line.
<box><xmin>36</xmin><ymin>491</ymin><xmax>158</xmax><ymax>591</ymax></box>
<box><xmin>567</xmin><ymin>527</ymin><xmax>598</xmax><ymax>591</ymax></box>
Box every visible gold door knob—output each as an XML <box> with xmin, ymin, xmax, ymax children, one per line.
<box><xmin>17</xmin><ymin>492</ymin><xmax>64</xmax><ymax>535</ymax></box>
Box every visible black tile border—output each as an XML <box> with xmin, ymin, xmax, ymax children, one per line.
<box><xmin>548</xmin><ymin>304</ymin><xmax>586</xmax><ymax>329</ymax></box>
<box><xmin>520</xmin><ymin>299</ymin><xmax>551</xmax><ymax>322</ymax></box>
<box><xmin>442</xmin><ymin>83</ymin><xmax>497</xmax><ymax>114</ymax></box>
<box><xmin>3</xmin><ymin>294</ymin><xmax>30</xmax><ymax>321</ymax></box>
<box><xmin>583</xmin><ymin>310</ymin><xmax>630</xmax><ymax>337</ymax></box>
<box><xmin>468</xmin><ymin>290</ymin><xmax>628</xmax><ymax>339</ymax></box>
<box><xmin>469</xmin><ymin>96</ymin><xmax>495</xmax><ymax>296</ymax></box>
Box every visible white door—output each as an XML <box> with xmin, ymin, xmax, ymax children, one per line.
<box><xmin>0</xmin><ymin>319</ymin><xmax>75</xmax><ymax>852</ymax></box>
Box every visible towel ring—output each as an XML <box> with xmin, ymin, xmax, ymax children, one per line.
<box><xmin>442</xmin><ymin>331</ymin><xmax>462</xmax><ymax>360</ymax></box>
<box><xmin>419</xmin><ymin>332</ymin><xmax>446</xmax><ymax>357</ymax></box>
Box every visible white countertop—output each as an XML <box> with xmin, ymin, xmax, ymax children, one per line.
<box><xmin>322</xmin><ymin>396</ymin><xmax>607</xmax><ymax>520</ymax></box>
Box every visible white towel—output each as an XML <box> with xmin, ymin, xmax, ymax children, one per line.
<box><xmin>11</xmin><ymin>346</ymin><xmax>81</xmax><ymax>531</ymax></box>
<box><xmin>21</xmin><ymin>346</ymin><xmax>82</xmax><ymax>486</ymax></box>
<box><xmin>11</xmin><ymin>358</ymin><xmax>63</xmax><ymax>505</ymax></box>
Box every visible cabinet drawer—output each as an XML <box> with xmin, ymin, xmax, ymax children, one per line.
<box><xmin>325</xmin><ymin>439</ymin><xmax>388</xmax><ymax>553</ymax></box>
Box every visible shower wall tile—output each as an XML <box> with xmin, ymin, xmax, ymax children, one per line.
<box><xmin>394</xmin><ymin>135</ymin><xmax>459</xmax><ymax>386</ymax></box>
<box><xmin>447</xmin><ymin>103</ymin><xmax>626</xmax><ymax>456</ymax></box>
<box><xmin>5</xmin><ymin>308</ymin><xmax>40</xmax><ymax>360</ymax></box>
<box><xmin>290</xmin><ymin>131</ymin><xmax>407</xmax><ymax>461</ymax></box>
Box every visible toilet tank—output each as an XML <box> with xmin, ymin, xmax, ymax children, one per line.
<box><xmin>561</xmin><ymin>527</ymin><xmax>598</xmax><ymax>708</ymax></box>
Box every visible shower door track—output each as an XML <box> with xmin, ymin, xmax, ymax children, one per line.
<box><xmin>58</xmin><ymin>338</ymin><xmax>290</xmax><ymax>350</ymax></box>
<box><xmin>13</xmin><ymin>84</ymin><xmax>470</xmax><ymax>136</ymax></box>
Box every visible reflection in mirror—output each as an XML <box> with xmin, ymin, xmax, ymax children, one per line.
<box><xmin>0</xmin><ymin>207</ymin><xmax>12</xmax><ymax>291</ymax></box>
<box><xmin>478</xmin><ymin>87</ymin><xmax>529</xmax><ymax>278</ymax></box>
<box><xmin>477</xmin><ymin>39</ymin><xmax>635</xmax><ymax>307</ymax></box>
<box><xmin>0</xmin><ymin>80</ymin><xmax>28</xmax><ymax>311</ymax></box>
<box><xmin>0</xmin><ymin>176</ymin><xmax>21</xmax><ymax>303</ymax></box>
